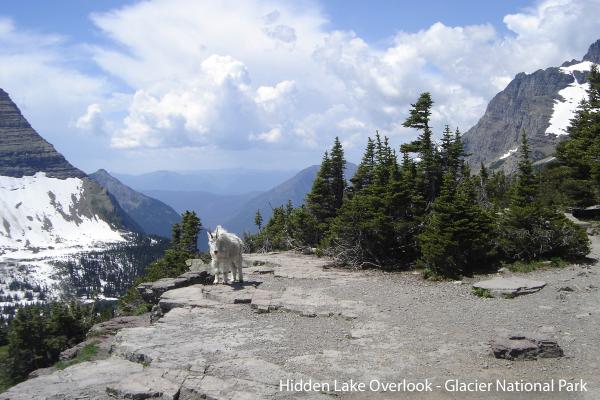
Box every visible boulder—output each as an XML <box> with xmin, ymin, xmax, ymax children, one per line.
<box><xmin>473</xmin><ymin>277</ymin><xmax>546</xmax><ymax>298</ymax></box>
<box><xmin>572</xmin><ymin>205</ymin><xmax>600</xmax><ymax>220</ymax></box>
<box><xmin>185</xmin><ymin>258</ymin><xmax>212</xmax><ymax>273</ymax></box>
<box><xmin>491</xmin><ymin>333</ymin><xmax>564</xmax><ymax>360</ymax></box>
<box><xmin>87</xmin><ymin>315</ymin><xmax>150</xmax><ymax>338</ymax></box>
<box><xmin>137</xmin><ymin>271</ymin><xmax>211</xmax><ymax>303</ymax></box>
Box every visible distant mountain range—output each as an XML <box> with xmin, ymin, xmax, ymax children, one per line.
<box><xmin>464</xmin><ymin>38</ymin><xmax>600</xmax><ymax>171</ymax></box>
<box><xmin>89</xmin><ymin>169</ymin><xmax>181</xmax><ymax>238</ymax></box>
<box><xmin>224</xmin><ymin>163</ymin><xmax>358</xmax><ymax>235</ymax></box>
<box><xmin>113</xmin><ymin>168</ymin><xmax>298</xmax><ymax>194</ymax></box>
<box><xmin>124</xmin><ymin>163</ymin><xmax>357</xmax><ymax>238</ymax></box>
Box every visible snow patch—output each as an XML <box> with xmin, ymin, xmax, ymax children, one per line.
<box><xmin>559</xmin><ymin>61</ymin><xmax>594</xmax><ymax>74</ymax></box>
<box><xmin>499</xmin><ymin>147</ymin><xmax>518</xmax><ymax>160</ymax></box>
<box><xmin>546</xmin><ymin>61</ymin><xmax>594</xmax><ymax>136</ymax></box>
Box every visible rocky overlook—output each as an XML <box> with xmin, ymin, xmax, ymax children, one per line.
<box><xmin>3</xmin><ymin>234</ymin><xmax>599</xmax><ymax>399</ymax></box>
<box><xmin>0</xmin><ymin>89</ymin><xmax>85</xmax><ymax>179</ymax></box>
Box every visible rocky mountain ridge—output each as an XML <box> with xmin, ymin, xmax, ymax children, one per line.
<box><xmin>0</xmin><ymin>89</ymin><xmax>85</xmax><ymax>179</ymax></box>
<box><xmin>89</xmin><ymin>169</ymin><xmax>181</xmax><ymax>238</ymax></box>
<box><xmin>464</xmin><ymin>39</ymin><xmax>600</xmax><ymax>171</ymax></box>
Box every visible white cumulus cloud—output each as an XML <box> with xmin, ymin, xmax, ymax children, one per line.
<box><xmin>3</xmin><ymin>0</ymin><xmax>600</xmax><ymax>172</ymax></box>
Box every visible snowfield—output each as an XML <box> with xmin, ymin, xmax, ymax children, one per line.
<box><xmin>0</xmin><ymin>172</ymin><xmax>129</xmax><ymax>313</ymax></box>
<box><xmin>545</xmin><ymin>61</ymin><xmax>594</xmax><ymax>136</ymax></box>
<box><xmin>0</xmin><ymin>172</ymin><xmax>125</xmax><ymax>252</ymax></box>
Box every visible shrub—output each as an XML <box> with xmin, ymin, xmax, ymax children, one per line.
<box><xmin>499</xmin><ymin>206</ymin><xmax>590</xmax><ymax>262</ymax></box>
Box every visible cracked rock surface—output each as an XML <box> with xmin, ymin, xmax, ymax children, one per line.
<box><xmin>3</xmin><ymin>239</ymin><xmax>600</xmax><ymax>399</ymax></box>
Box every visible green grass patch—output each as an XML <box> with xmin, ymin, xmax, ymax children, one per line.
<box><xmin>505</xmin><ymin>258</ymin><xmax>569</xmax><ymax>273</ymax></box>
<box><xmin>472</xmin><ymin>287</ymin><xmax>493</xmax><ymax>298</ymax></box>
<box><xmin>53</xmin><ymin>342</ymin><xmax>99</xmax><ymax>370</ymax></box>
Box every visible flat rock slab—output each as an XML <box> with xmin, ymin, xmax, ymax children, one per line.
<box><xmin>158</xmin><ymin>282</ymin><xmax>260</xmax><ymax>312</ymax></box>
<box><xmin>201</xmin><ymin>282</ymin><xmax>260</xmax><ymax>304</ymax></box>
<box><xmin>250</xmin><ymin>286</ymin><xmax>367</xmax><ymax>319</ymax></box>
<box><xmin>0</xmin><ymin>359</ymin><xmax>144</xmax><ymax>400</ymax></box>
<box><xmin>59</xmin><ymin>315</ymin><xmax>151</xmax><ymax>363</ymax></box>
<box><xmin>473</xmin><ymin>276</ymin><xmax>546</xmax><ymax>297</ymax></box>
<box><xmin>106</xmin><ymin>369</ymin><xmax>182</xmax><ymax>400</ymax></box>
<box><xmin>159</xmin><ymin>285</ymin><xmax>228</xmax><ymax>312</ymax></box>
<box><xmin>491</xmin><ymin>333</ymin><xmax>564</xmax><ymax>360</ymax></box>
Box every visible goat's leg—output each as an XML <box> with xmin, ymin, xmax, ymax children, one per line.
<box><xmin>212</xmin><ymin>260</ymin><xmax>220</xmax><ymax>284</ymax></box>
<box><xmin>231</xmin><ymin>262</ymin><xmax>238</xmax><ymax>282</ymax></box>
<box><xmin>237</xmin><ymin>255</ymin><xmax>244</xmax><ymax>283</ymax></box>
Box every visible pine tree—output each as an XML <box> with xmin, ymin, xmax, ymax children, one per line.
<box><xmin>254</xmin><ymin>210</ymin><xmax>263</xmax><ymax>231</ymax></box>
<box><xmin>419</xmin><ymin>171</ymin><xmax>496</xmax><ymax>278</ymax></box>
<box><xmin>450</xmin><ymin>128</ymin><xmax>469</xmax><ymax>175</ymax></box>
<box><xmin>306</xmin><ymin>151</ymin><xmax>336</xmax><ymax>234</ymax></box>
<box><xmin>329</xmin><ymin>137</ymin><xmax>347</xmax><ymax>210</ymax></box>
<box><xmin>350</xmin><ymin>137</ymin><xmax>376</xmax><ymax>193</ymax></box>
<box><xmin>511</xmin><ymin>131</ymin><xmax>537</xmax><ymax>207</ymax></box>
<box><xmin>179</xmin><ymin>211</ymin><xmax>201</xmax><ymax>254</ymax></box>
<box><xmin>403</xmin><ymin>92</ymin><xmax>439</xmax><ymax>203</ymax></box>
<box><xmin>306</xmin><ymin>139</ymin><xmax>348</xmax><ymax>242</ymax></box>
<box><xmin>171</xmin><ymin>223</ymin><xmax>182</xmax><ymax>246</ymax></box>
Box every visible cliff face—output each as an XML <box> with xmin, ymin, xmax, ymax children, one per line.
<box><xmin>0</xmin><ymin>89</ymin><xmax>85</xmax><ymax>179</ymax></box>
<box><xmin>464</xmin><ymin>39</ymin><xmax>600</xmax><ymax>171</ymax></box>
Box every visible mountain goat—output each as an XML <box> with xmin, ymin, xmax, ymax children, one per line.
<box><xmin>207</xmin><ymin>225</ymin><xmax>244</xmax><ymax>284</ymax></box>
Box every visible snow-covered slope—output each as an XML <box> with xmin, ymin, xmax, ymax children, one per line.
<box><xmin>0</xmin><ymin>172</ymin><xmax>125</xmax><ymax>252</ymax></box>
<box><xmin>545</xmin><ymin>61</ymin><xmax>593</xmax><ymax>136</ymax></box>
<box><xmin>0</xmin><ymin>88</ymin><xmax>145</xmax><ymax>314</ymax></box>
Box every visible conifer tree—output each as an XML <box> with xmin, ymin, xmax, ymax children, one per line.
<box><xmin>171</xmin><ymin>223</ymin><xmax>182</xmax><ymax>246</ymax></box>
<box><xmin>439</xmin><ymin>125</ymin><xmax>454</xmax><ymax>173</ymax></box>
<box><xmin>306</xmin><ymin>151</ymin><xmax>335</xmax><ymax>231</ymax></box>
<box><xmin>419</xmin><ymin>171</ymin><xmax>496</xmax><ymax>278</ymax></box>
<box><xmin>511</xmin><ymin>131</ymin><xmax>537</xmax><ymax>207</ymax></box>
<box><xmin>254</xmin><ymin>209</ymin><xmax>263</xmax><ymax>231</ymax></box>
<box><xmin>450</xmin><ymin>128</ymin><xmax>469</xmax><ymax>175</ymax></box>
<box><xmin>306</xmin><ymin>139</ymin><xmax>348</xmax><ymax>242</ymax></box>
<box><xmin>403</xmin><ymin>92</ymin><xmax>439</xmax><ymax>203</ymax></box>
<box><xmin>350</xmin><ymin>137</ymin><xmax>376</xmax><ymax>193</ymax></box>
<box><xmin>329</xmin><ymin>137</ymin><xmax>347</xmax><ymax>210</ymax></box>
<box><xmin>179</xmin><ymin>211</ymin><xmax>201</xmax><ymax>254</ymax></box>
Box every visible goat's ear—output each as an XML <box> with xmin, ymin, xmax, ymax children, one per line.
<box><xmin>207</xmin><ymin>231</ymin><xmax>212</xmax><ymax>240</ymax></box>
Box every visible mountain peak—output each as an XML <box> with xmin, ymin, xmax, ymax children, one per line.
<box><xmin>0</xmin><ymin>88</ymin><xmax>85</xmax><ymax>179</ymax></box>
<box><xmin>583</xmin><ymin>38</ymin><xmax>600</xmax><ymax>64</ymax></box>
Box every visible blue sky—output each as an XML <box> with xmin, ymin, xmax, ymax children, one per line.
<box><xmin>1</xmin><ymin>0</ymin><xmax>599</xmax><ymax>174</ymax></box>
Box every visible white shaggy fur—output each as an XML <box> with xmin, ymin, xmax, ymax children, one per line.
<box><xmin>207</xmin><ymin>225</ymin><xmax>244</xmax><ymax>284</ymax></box>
